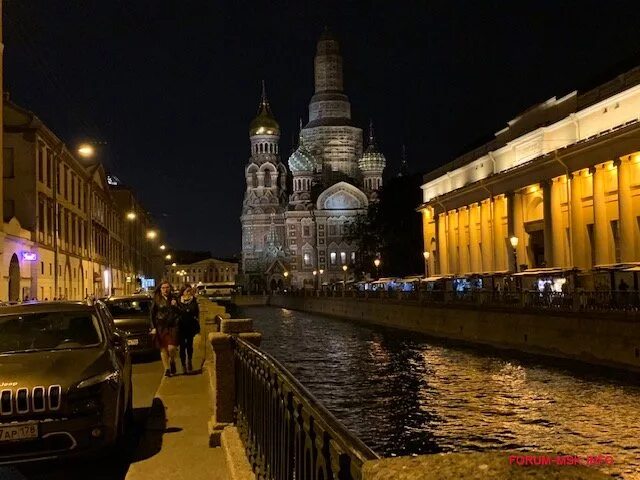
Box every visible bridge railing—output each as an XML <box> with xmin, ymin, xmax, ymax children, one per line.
<box><xmin>232</xmin><ymin>335</ymin><xmax>379</xmax><ymax>480</ymax></box>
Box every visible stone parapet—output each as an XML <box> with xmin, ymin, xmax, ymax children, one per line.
<box><xmin>361</xmin><ymin>453</ymin><xmax>611</xmax><ymax>479</ymax></box>
<box><xmin>221</xmin><ymin>318</ymin><xmax>253</xmax><ymax>334</ymax></box>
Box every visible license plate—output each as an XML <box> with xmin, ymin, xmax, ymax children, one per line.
<box><xmin>127</xmin><ymin>338</ymin><xmax>139</xmax><ymax>346</ymax></box>
<box><xmin>0</xmin><ymin>422</ymin><xmax>38</xmax><ymax>442</ymax></box>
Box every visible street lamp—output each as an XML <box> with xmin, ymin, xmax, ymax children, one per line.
<box><xmin>510</xmin><ymin>236</ymin><xmax>519</xmax><ymax>272</ymax></box>
<box><xmin>171</xmin><ymin>262</ymin><xmax>177</xmax><ymax>267</ymax></box>
<box><xmin>77</xmin><ymin>144</ymin><xmax>95</xmax><ymax>159</ymax></box>
<box><xmin>160</xmin><ymin>244</ymin><xmax>166</xmax><ymax>251</ymax></box>
<box><xmin>342</xmin><ymin>264</ymin><xmax>348</xmax><ymax>291</ymax></box>
<box><xmin>423</xmin><ymin>251</ymin><xmax>430</xmax><ymax>278</ymax></box>
<box><xmin>165</xmin><ymin>254</ymin><xmax>172</xmax><ymax>261</ymax></box>
<box><xmin>146</xmin><ymin>230</ymin><xmax>157</xmax><ymax>240</ymax></box>
<box><xmin>126</xmin><ymin>211</ymin><xmax>136</xmax><ymax>221</ymax></box>
<box><xmin>373</xmin><ymin>258</ymin><xmax>381</xmax><ymax>279</ymax></box>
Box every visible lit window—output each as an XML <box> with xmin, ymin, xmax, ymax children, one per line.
<box><xmin>351</xmin><ymin>252</ymin><xmax>356</xmax><ymax>263</ymax></box>
<box><xmin>303</xmin><ymin>253</ymin><xmax>311</xmax><ymax>266</ymax></box>
<box><xmin>340</xmin><ymin>252</ymin><xmax>346</xmax><ymax>264</ymax></box>
<box><xmin>330</xmin><ymin>252</ymin><xmax>337</xmax><ymax>265</ymax></box>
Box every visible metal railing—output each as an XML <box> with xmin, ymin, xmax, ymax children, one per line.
<box><xmin>232</xmin><ymin>336</ymin><xmax>379</xmax><ymax>480</ymax></box>
<box><xmin>286</xmin><ymin>289</ymin><xmax>640</xmax><ymax>314</ymax></box>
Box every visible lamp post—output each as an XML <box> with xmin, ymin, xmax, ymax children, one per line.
<box><xmin>423</xmin><ymin>251</ymin><xmax>430</xmax><ymax>278</ymax></box>
<box><xmin>373</xmin><ymin>258</ymin><xmax>381</xmax><ymax>280</ymax></box>
<box><xmin>510</xmin><ymin>236</ymin><xmax>519</xmax><ymax>273</ymax></box>
<box><xmin>312</xmin><ymin>270</ymin><xmax>317</xmax><ymax>292</ymax></box>
<box><xmin>319</xmin><ymin>269</ymin><xmax>324</xmax><ymax>294</ymax></box>
<box><xmin>342</xmin><ymin>264</ymin><xmax>348</xmax><ymax>294</ymax></box>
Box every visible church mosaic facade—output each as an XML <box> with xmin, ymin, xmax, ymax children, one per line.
<box><xmin>240</xmin><ymin>30</ymin><xmax>386</xmax><ymax>292</ymax></box>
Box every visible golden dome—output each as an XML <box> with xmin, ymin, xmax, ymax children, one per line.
<box><xmin>249</xmin><ymin>81</ymin><xmax>280</xmax><ymax>137</ymax></box>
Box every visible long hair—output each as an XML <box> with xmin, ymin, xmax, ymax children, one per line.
<box><xmin>154</xmin><ymin>281</ymin><xmax>173</xmax><ymax>302</ymax></box>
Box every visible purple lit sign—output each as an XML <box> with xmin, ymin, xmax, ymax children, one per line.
<box><xmin>21</xmin><ymin>252</ymin><xmax>37</xmax><ymax>262</ymax></box>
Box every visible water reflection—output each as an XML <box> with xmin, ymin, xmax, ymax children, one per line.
<box><xmin>240</xmin><ymin>306</ymin><xmax>640</xmax><ymax>479</ymax></box>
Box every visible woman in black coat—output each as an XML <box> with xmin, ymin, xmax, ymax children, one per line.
<box><xmin>177</xmin><ymin>285</ymin><xmax>200</xmax><ymax>373</ymax></box>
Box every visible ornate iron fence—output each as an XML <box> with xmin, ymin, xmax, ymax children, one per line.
<box><xmin>232</xmin><ymin>336</ymin><xmax>379</xmax><ymax>480</ymax></box>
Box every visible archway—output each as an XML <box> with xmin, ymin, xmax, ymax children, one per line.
<box><xmin>8</xmin><ymin>254</ymin><xmax>20</xmax><ymax>301</ymax></box>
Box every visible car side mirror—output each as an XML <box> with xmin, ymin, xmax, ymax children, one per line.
<box><xmin>112</xmin><ymin>331</ymin><xmax>125</xmax><ymax>348</ymax></box>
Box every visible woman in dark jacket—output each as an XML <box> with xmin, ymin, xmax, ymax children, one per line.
<box><xmin>177</xmin><ymin>285</ymin><xmax>200</xmax><ymax>373</ymax></box>
<box><xmin>150</xmin><ymin>281</ymin><xmax>179</xmax><ymax>377</ymax></box>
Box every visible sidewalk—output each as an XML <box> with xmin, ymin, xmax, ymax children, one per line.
<box><xmin>126</xmin><ymin>335</ymin><xmax>230</xmax><ymax>480</ymax></box>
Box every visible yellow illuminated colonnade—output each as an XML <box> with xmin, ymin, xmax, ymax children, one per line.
<box><xmin>422</xmin><ymin>153</ymin><xmax>640</xmax><ymax>276</ymax></box>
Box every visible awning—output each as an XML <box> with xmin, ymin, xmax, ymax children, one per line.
<box><xmin>421</xmin><ymin>275</ymin><xmax>449</xmax><ymax>282</ymax></box>
<box><xmin>593</xmin><ymin>262</ymin><xmax>640</xmax><ymax>271</ymax></box>
<box><xmin>401</xmin><ymin>276</ymin><xmax>424</xmax><ymax>282</ymax></box>
<box><xmin>513</xmin><ymin>267</ymin><xmax>571</xmax><ymax>277</ymax></box>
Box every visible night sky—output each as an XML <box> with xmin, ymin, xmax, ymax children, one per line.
<box><xmin>4</xmin><ymin>1</ymin><xmax>640</xmax><ymax>257</ymax></box>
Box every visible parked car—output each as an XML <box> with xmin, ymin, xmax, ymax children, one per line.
<box><xmin>0</xmin><ymin>301</ymin><xmax>133</xmax><ymax>464</ymax></box>
<box><xmin>103</xmin><ymin>295</ymin><xmax>154</xmax><ymax>355</ymax></box>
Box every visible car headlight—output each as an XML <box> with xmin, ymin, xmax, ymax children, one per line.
<box><xmin>77</xmin><ymin>371</ymin><xmax>120</xmax><ymax>389</ymax></box>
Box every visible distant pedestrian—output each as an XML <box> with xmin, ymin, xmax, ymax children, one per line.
<box><xmin>150</xmin><ymin>281</ymin><xmax>179</xmax><ymax>377</ymax></box>
<box><xmin>177</xmin><ymin>285</ymin><xmax>200</xmax><ymax>374</ymax></box>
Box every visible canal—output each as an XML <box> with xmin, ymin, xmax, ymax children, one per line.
<box><xmin>237</xmin><ymin>305</ymin><xmax>640</xmax><ymax>480</ymax></box>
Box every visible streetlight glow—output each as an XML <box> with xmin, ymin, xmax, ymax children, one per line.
<box><xmin>423</xmin><ymin>251</ymin><xmax>430</xmax><ymax>260</ymax></box>
<box><xmin>342</xmin><ymin>265</ymin><xmax>348</xmax><ymax>272</ymax></box>
<box><xmin>283</xmin><ymin>271</ymin><xmax>289</xmax><ymax>278</ymax></box>
<box><xmin>171</xmin><ymin>262</ymin><xmax>177</xmax><ymax>267</ymax></box>
<box><xmin>165</xmin><ymin>254</ymin><xmax>172</xmax><ymax>260</ymax></box>
<box><xmin>146</xmin><ymin>230</ymin><xmax>157</xmax><ymax>239</ymax></box>
<box><xmin>319</xmin><ymin>269</ymin><xmax>324</xmax><ymax>275</ymax></box>
<box><xmin>510</xmin><ymin>236</ymin><xmax>519</xmax><ymax>248</ymax></box>
<box><xmin>374</xmin><ymin>258</ymin><xmax>381</xmax><ymax>268</ymax></box>
<box><xmin>77</xmin><ymin>144</ymin><xmax>95</xmax><ymax>159</ymax></box>
<box><xmin>160</xmin><ymin>244</ymin><xmax>166</xmax><ymax>250</ymax></box>
<box><xmin>126</xmin><ymin>211</ymin><xmax>136</xmax><ymax>220</ymax></box>
<box><xmin>312</xmin><ymin>270</ymin><xmax>317</xmax><ymax>276</ymax></box>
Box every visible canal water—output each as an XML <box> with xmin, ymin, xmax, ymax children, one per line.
<box><xmin>237</xmin><ymin>306</ymin><xmax>640</xmax><ymax>479</ymax></box>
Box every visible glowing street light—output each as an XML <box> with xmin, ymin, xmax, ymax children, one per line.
<box><xmin>146</xmin><ymin>230</ymin><xmax>157</xmax><ymax>240</ymax></box>
<box><xmin>126</xmin><ymin>211</ymin><xmax>136</xmax><ymax>220</ymax></box>
<box><xmin>510</xmin><ymin>236</ymin><xmax>519</xmax><ymax>272</ymax></box>
<box><xmin>165</xmin><ymin>254</ymin><xmax>172</xmax><ymax>261</ymax></box>
<box><xmin>77</xmin><ymin>144</ymin><xmax>95</xmax><ymax>159</ymax></box>
<box><xmin>373</xmin><ymin>258</ymin><xmax>381</xmax><ymax>279</ymax></box>
<box><xmin>160</xmin><ymin>244</ymin><xmax>166</xmax><ymax>251</ymax></box>
<box><xmin>171</xmin><ymin>262</ymin><xmax>177</xmax><ymax>267</ymax></box>
<box><xmin>283</xmin><ymin>271</ymin><xmax>289</xmax><ymax>278</ymax></box>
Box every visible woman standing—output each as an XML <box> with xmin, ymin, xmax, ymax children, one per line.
<box><xmin>177</xmin><ymin>285</ymin><xmax>200</xmax><ymax>374</ymax></box>
<box><xmin>150</xmin><ymin>281</ymin><xmax>179</xmax><ymax>377</ymax></box>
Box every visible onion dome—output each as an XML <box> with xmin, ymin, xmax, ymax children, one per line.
<box><xmin>358</xmin><ymin>120</ymin><xmax>386</xmax><ymax>172</ymax></box>
<box><xmin>249</xmin><ymin>81</ymin><xmax>280</xmax><ymax>136</ymax></box>
<box><xmin>288</xmin><ymin>126</ymin><xmax>316</xmax><ymax>174</ymax></box>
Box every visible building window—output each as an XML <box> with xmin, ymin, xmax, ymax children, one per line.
<box><xmin>3</xmin><ymin>148</ymin><xmax>14</xmax><ymax>178</ymax></box>
<box><xmin>41</xmin><ymin>262</ymin><xmax>44</xmax><ymax>275</ymax></box>
<box><xmin>303</xmin><ymin>253</ymin><xmax>311</xmax><ymax>266</ymax></box>
<box><xmin>303</xmin><ymin>225</ymin><xmax>310</xmax><ymax>237</ymax></box>
<box><xmin>329</xmin><ymin>224</ymin><xmax>336</xmax><ymax>235</ymax></box>
<box><xmin>351</xmin><ymin>251</ymin><xmax>356</xmax><ymax>263</ymax></box>
<box><xmin>330</xmin><ymin>252</ymin><xmax>337</xmax><ymax>265</ymax></box>
<box><xmin>37</xmin><ymin>146</ymin><xmax>44</xmax><ymax>182</ymax></box>
<box><xmin>46</xmin><ymin>154</ymin><xmax>52</xmax><ymax>188</ymax></box>
<box><xmin>340</xmin><ymin>252</ymin><xmax>346</xmax><ymax>264</ymax></box>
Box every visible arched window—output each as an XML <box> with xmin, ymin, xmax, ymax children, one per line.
<box><xmin>252</xmin><ymin>173</ymin><xmax>258</xmax><ymax>188</ymax></box>
<box><xmin>264</xmin><ymin>171</ymin><xmax>272</xmax><ymax>187</ymax></box>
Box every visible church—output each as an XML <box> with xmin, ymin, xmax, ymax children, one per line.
<box><xmin>240</xmin><ymin>30</ymin><xmax>386</xmax><ymax>292</ymax></box>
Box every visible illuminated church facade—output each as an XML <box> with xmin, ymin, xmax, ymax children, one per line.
<box><xmin>240</xmin><ymin>30</ymin><xmax>386</xmax><ymax>292</ymax></box>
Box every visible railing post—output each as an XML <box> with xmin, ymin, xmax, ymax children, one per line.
<box><xmin>208</xmin><ymin>319</ymin><xmax>262</xmax><ymax>446</ymax></box>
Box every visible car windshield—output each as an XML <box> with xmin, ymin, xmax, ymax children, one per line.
<box><xmin>0</xmin><ymin>312</ymin><xmax>103</xmax><ymax>354</ymax></box>
<box><xmin>106</xmin><ymin>299</ymin><xmax>151</xmax><ymax>317</ymax></box>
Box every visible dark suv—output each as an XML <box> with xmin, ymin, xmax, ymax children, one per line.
<box><xmin>0</xmin><ymin>301</ymin><xmax>133</xmax><ymax>464</ymax></box>
<box><xmin>103</xmin><ymin>295</ymin><xmax>154</xmax><ymax>355</ymax></box>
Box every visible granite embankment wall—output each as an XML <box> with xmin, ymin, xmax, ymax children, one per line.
<box><xmin>269</xmin><ymin>295</ymin><xmax>640</xmax><ymax>373</ymax></box>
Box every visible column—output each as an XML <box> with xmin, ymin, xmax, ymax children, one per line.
<box><xmin>480</xmin><ymin>199</ymin><xmax>494</xmax><ymax>271</ymax></box>
<box><xmin>506</xmin><ymin>192</ymin><xmax>516</xmax><ymax>271</ymax></box>
<box><xmin>542</xmin><ymin>180</ymin><xmax>554</xmax><ymax>267</ymax></box>
<box><xmin>469</xmin><ymin>203</ymin><xmax>480</xmax><ymax>272</ymax></box>
<box><xmin>434</xmin><ymin>212</ymin><xmax>441</xmax><ymax>274</ymax></box>
<box><xmin>448</xmin><ymin>210</ymin><xmax>459</xmax><ymax>274</ymax></box>
<box><xmin>616</xmin><ymin>156</ymin><xmax>635</xmax><ymax>262</ymax></box>
<box><xmin>493</xmin><ymin>195</ymin><xmax>506</xmax><ymax>271</ymax></box>
<box><xmin>438</xmin><ymin>212</ymin><xmax>449</xmax><ymax>274</ymax></box>
<box><xmin>459</xmin><ymin>207</ymin><xmax>470</xmax><ymax>273</ymax></box>
<box><xmin>570</xmin><ymin>172</ymin><xmax>586</xmax><ymax>268</ymax></box>
<box><xmin>592</xmin><ymin>165</ymin><xmax>609</xmax><ymax>265</ymax></box>
<box><xmin>513</xmin><ymin>190</ymin><xmax>526</xmax><ymax>269</ymax></box>
<box><xmin>551</xmin><ymin>177</ymin><xmax>566</xmax><ymax>267</ymax></box>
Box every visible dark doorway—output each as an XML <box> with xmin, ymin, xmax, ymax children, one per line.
<box><xmin>529</xmin><ymin>230</ymin><xmax>545</xmax><ymax>267</ymax></box>
<box><xmin>8</xmin><ymin>254</ymin><xmax>20</xmax><ymax>301</ymax></box>
<box><xmin>270</xmin><ymin>279</ymin><xmax>277</xmax><ymax>291</ymax></box>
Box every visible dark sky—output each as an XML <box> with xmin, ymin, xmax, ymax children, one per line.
<box><xmin>4</xmin><ymin>0</ymin><xmax>640</xmax><ymax>256</ymax></box>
